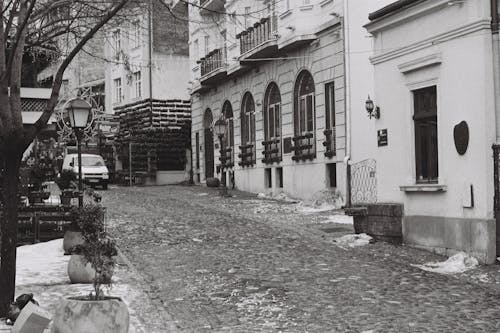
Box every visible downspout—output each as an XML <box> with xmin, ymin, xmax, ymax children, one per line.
<box><xmin>491</xmin><ymin>0</ymin><xmax>500</xmax><ymax>142</ymax></box>
<box><xmin>148</xmin><ymin>0</ymin><xmax>154</xmax><ymax>119</ymax></box>
<box><xmin>343</xmin><ymin>0</ymin><xmax>352</xmax><ymax>207</ymax></box>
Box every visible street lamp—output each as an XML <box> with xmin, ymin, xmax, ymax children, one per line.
<box><xmin>212</xmin><ymin>117</ymin><xmax>228</xmax><ymax>196</ymax></box>
<box><xmin>66</xmin><ymin>97</ymin><xmax>92</xmax><ymax>207</ymax></box>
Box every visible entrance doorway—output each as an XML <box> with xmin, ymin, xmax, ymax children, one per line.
<box><xmin>204</xmin><ymin>109</ymin><xmax>214</xmax><ymax>179</ymax></box>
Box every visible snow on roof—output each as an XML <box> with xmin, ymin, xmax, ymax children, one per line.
<box><xmin>20</xmin><ymin>87</ymin><xmax>52</xmax><ymax>100</ymax></box>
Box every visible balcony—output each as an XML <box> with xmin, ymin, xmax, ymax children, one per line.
<box><xmin>199</xmin><ymin>47</ymin><xmax>227</xmax><ymax>85</ymax></box>
<box><xmin>262</xmin><ymin>139</ymin><xmax>282</xmax><ymax>164</ymax></box>
<box><xmin>291</xmin><ymin>132</ymin><xmax>316</xmax><ymax>161</ymax></box>
<box><xmin>238</xmin><ymin>144</ymin><xmax>255</xmax><ymax>167</ymax></box>
<box><xmin>236</xmin><ymin>15</ymin><xmax>279</xmax><ymax>63</ymax></box>
<box><xmin>200</xmin><ymin>0</ymin><xmax>225</xmax><ymax>13</ymax></box>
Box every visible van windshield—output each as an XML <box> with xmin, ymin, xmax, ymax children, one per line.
<box><xmin>73</xmin><ymin>156</ymin><xmax>105</xmax><ymax>167</ymax></box>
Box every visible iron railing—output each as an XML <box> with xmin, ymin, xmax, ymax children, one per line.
<box><xmin>237</xmin><ymin>15</ymin><xmax>278</xmax><ymax>54</ymax></box>
<box><xmin>200</xmin><ymin>47</ymin><xmax>226</xmax><ymax>77</ymax></box>
<box><xmin>262</xmin><ymin>138</ymin><xmax>281</xmax><ymax>164</ymax></box>
<box><xmin>323</xmin><ymin>128</ymin><xmax>336</xmax><ymax>157</ymax></box>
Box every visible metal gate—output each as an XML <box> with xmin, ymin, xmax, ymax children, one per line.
<box><xmin>492</xmin><ymin>145</ymin><xmax>500</xmax><ymax>256</ymax></box>
<box><xmin>349</xmin><ymin>159</ymin><xmax>377</xmax><ymax>205</ymax></box>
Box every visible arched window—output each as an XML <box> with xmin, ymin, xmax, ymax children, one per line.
<box><xmin>264</xmin><ymin>82</ymin><xmax>281</xmax><ymax>140</ymax></box>
<box><xmin>239</xmin><ymin>92</ymin><xmax>256</xmax><ymax>166</ymax></box>
<box><xmin>263</xmin><ymin>82</ymin><xmax>282</xmax><ymax>163</ymax></box>
<box><xmin>293</xmin><ymin>70</ymin><xmax>316</xmax><ymax>160</ymax></box>
<box><xmin>203</xmin><ymin>109</ymin><xmax>214</xmax><ymax>178</ymax></box>
<box><xmin>222</xmin><ymin>101</ymin><xmax>234</xmax><ymax>167</ymax></box>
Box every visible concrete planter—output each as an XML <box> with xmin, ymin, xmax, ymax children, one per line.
<box><xmin>206</xmin><ymin>177</ymin><xmax>220</xmax><ymax>187</ymax></box>
<box><xmin>346</xmin><ymin>203</ymin><xmax>403</xmax><ymax>244</ymax></box>
<box><xmin>63</xmin><ymin>231</ymin><xmax>84</xmax><ymax>254</ymax></box>
<box><xmin>51</xmin><ymin>297</ymin><xmax>129</xmax><ymax>333</ymax></box>
<box><xmin>67</xmin><ymin>254</ymin><xmax>113</xmax><ymax>284</ymax></box>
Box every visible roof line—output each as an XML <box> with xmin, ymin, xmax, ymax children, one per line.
<box><xmin>368</xmin><ymin>0</ymin><xmax>425</xmax><ymax>21</ymax></box>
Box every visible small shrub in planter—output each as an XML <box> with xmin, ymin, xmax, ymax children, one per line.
<box><xmin>56</xmin><ymin>235</ymin><xmax>128</xmax><ymax>332</ymax></box>
<box><xmin>206</xmin><ymin>177</ymin><xmax>220</xmax><ymax>188</ymax></box>
<box><xmin>63</xmin><ymin>204</ymin><xmax>105</xmax><ymax>254</ymax></box>
<box><xmin>55</xmin><ymin>169</ymin><xmax>77</xmax><ymax>191</ymax></box>
<box><xmin>54</xmin><ymin>204</ymin><xmax>129</xmax><ymax>333</ymax></box>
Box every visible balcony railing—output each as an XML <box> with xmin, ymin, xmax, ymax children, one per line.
<box><xmin>238</xmin><ymin>144</ymin><xmax>255</xmax><ymax>167</ymax></box>
<box><xmin>237</xmin><ymin>15</ymin><xmax>278</xmax><ymax>55</ymax></box>
<box><xmin>291</xmin><ymin>132</ymin><xmax>316</xmax><ymax>161</ymax></box>
<box><xmin>323</xmin><ymin>128</ymin><xmax>336</xmax><ymax>158</ymax></box>
<box><xmin>200</xmin><ymin>47</ymin><xmax>226</xmax><ymax>77</ymax></box>
<box><xmin>262</xmin><ymin>138</ymin><xmax>281</xmax><ymax>164</ymax></box>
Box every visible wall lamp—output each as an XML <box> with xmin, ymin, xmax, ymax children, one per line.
<box><xmin>365</xmin><ymin>95</ymin><xmax>380</xmax><ymax>119</ymax></box>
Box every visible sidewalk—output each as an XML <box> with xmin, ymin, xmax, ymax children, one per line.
<box><xmin>2</xmin><ymin>238</ymin><xmax>165</xmax><ymax>332</ymax></box>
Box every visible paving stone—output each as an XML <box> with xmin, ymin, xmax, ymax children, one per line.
<box><xmin>101</xmin><ymin>185</ymin><xmax>500</xmax><ymax>332</ymax></box>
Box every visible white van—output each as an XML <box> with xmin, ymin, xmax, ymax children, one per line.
<box><xmin>62</xmin><ymin>153</ymin><xmax>109</xmax><ymax>189</ymax></box>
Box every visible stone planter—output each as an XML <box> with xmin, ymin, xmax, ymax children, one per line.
<box><xmin>346</xmin><ymin>203</ymin><xmax>403</xmax><ymax>244</ymax></box>
<box><xmin>51</xmin><ymin>297</ymin><xmax>129</xmax><ymax>333</ymax></box>
<box><xmin>63</xmin><ymin>231</ymin><xmax>85</xmax><ymax>254</ymax></box>
<box><xmin>68</xmin><ymin>254</ymin><xmax>114</xmax><ymax>284</ymax></box>
<box><xmin>206</xmin><ymin>177</ymin><xmax>220</xmax><ymax>188</ymax></box>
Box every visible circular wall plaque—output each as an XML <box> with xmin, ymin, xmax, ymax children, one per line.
<box><xmin>453</xmin><ymin>121</ymin><xmax>469</xmax><ymax>155</ymax></box>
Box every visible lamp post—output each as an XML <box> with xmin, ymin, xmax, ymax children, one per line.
<box><xmin>213</xmin><ymin>118</ymin><xmax>228</xmax><ymax>196</ymax></box>
<box><xmin>66</xmin><ymin>98</ymin><xmax>92</xmax><ymax>207</ymax></box>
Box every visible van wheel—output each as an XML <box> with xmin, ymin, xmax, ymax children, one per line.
<box><xmin>102</xmin><ymin>183</ymin><xmax>108</xmax><ymax>190</ymax></box>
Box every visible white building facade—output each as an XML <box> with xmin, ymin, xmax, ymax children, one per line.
<box><xmin>188</xmin><ymin>0</ymin><xmax>393</xmax><ymax>202</ymax></box>
<box><xmin>364</xmin><ymin>0</ymin><xmax>500</xmax><ymax>263</ymax></box>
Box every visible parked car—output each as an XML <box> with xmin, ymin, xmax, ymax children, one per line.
<box><xmin>62</xmin><ymin>154</ymin><xmax>109</xmax><ymax>190</ymax></box>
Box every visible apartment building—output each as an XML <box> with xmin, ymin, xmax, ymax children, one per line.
<box><xmin>187</xmin><ymin>0</ymin><xmax>392</xmax><ymax>201</ymax></box>
<box><xmin>105</xmin><ymin>0</ymin><xmax>192</xmax><ymax>184</ymax></box>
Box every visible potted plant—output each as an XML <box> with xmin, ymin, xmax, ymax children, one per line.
<box><xmin>56</xmin><ymin>169</ymin><xmax>78</xmax><ymax>205</ymax></box>
<box><xmin>53</xmin><ymin>205</ymin><xmax>129</xmax><ymax>333</ymax></box>
<box><xmin>63</xmin><ymin>204</ymin><xmax>104</xmax><ymax>255</ymax></box>
<box><xmin>27</xmin><ymin>164</ymin><xmax>50</xmax><ymax>204</ymax></box>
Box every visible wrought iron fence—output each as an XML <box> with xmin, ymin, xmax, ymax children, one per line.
<box><xmin>350</xmin><ymin>159</ymin><xmax>377</xmax><ymax>205</ymax></box>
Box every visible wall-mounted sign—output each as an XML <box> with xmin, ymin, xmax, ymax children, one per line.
<box><xmin>377</xmin><ymin>129</ymin><xmax>388</xmax><ymax>147</ymax></box>
<box><xmin>453</xmin><ymin>121</ymin><xmax>469</xmax><ymax>155</ymax></box>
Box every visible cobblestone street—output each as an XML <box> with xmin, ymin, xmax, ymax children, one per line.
<box><xmin>102</xmin><ymin>185</ymin><xmax>500</xmax><ymax>332</ymax></box>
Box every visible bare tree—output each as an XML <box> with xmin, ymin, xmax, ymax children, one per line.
<box><xmin>0</xmin><ymin>0</ymin><xmax>133</xmax><ymax>316</ymax></box>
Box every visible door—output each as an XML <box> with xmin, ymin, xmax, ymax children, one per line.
<box><xmin>204</xmin><ymin>129</ymin><xmax>214</xmax><ymax>179</ymax></box>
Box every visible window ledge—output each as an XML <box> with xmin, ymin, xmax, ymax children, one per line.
<box><xmin>400</xmin><ymin>184</ymin><xmax>447</xmax><ymax>193</ymax></box>
<box><xmin>299</xmin><ymin>4</ymin><xmax>314</xmax><ymax>11</ymax></box>
<box><xmin>280</xmin><ymin>9</ymin><xmax>293</xmax><ymax>19</ymax></box>
<box><xmin>320</xmin><ymin>0</ymin><xmax>334</xmax><ymax>7</ymax></box>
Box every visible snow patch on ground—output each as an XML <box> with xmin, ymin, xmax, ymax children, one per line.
<box><xmin>321</xmin><ymin>215</ymin><xmax>353</xmax><ymax>225</ymax></box>
<box><xmin>412</xmin><ymin>252</ymin><xmax>479</xmax><ymax>274</ymax></box>
<box><xmin>334</xmin><ymin>234</ymin><xmax>372</xmax><ymax>248</ymax></box>
<box><xmin>256</xmin><ymin>192</ymin><xmax>299</xmax><ymax>203</ymax></box>
<box><xmin>296</xmin><ymin>202</ymin><xmax>338</xmax><ymax>214</ymax></box>
<box><xmin>15</xmin><ymin>239</ymin><xmax>146</xmax><ymax>332</ymax></box>
<box><xmin>17</xmin><ymin>239</ymin><xmax>70</xmax><ymax>286</ymax></box>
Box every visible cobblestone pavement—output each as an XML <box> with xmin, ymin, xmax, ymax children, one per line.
<box><xmin>102</xmin><ymin>185</ymin><xmax>500</xmax><ymax>332</ymax></box>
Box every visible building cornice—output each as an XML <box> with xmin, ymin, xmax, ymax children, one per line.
<box><xmin>370</xmin><ymin>19</ymin><xmax>491</xmax><ymax>65</ymax></box>
<box><xmin>365</xmin><ymin>0</ymin><xmax>457</xmax><ymax>33</ymax></box>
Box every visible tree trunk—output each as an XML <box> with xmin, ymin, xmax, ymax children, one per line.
<box><xmin>0</xmin><ymin>150</ymin><xmax>21</xmax><ymax>316</ymax></box>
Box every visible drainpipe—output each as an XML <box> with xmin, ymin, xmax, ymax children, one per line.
<box><xmin>342</xmin><ymin>0</ymin><xmax>352</xmax><ymax>206</ymax></box>
<box><xmin>491</xmin><ymin>0</ymin><xmax>500</xmax><ymax>142</ymax></box>
<box><xmin>148</xmin><ymin>0</ymin><xmax>154</xmax><ymax>119</ymax></box>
